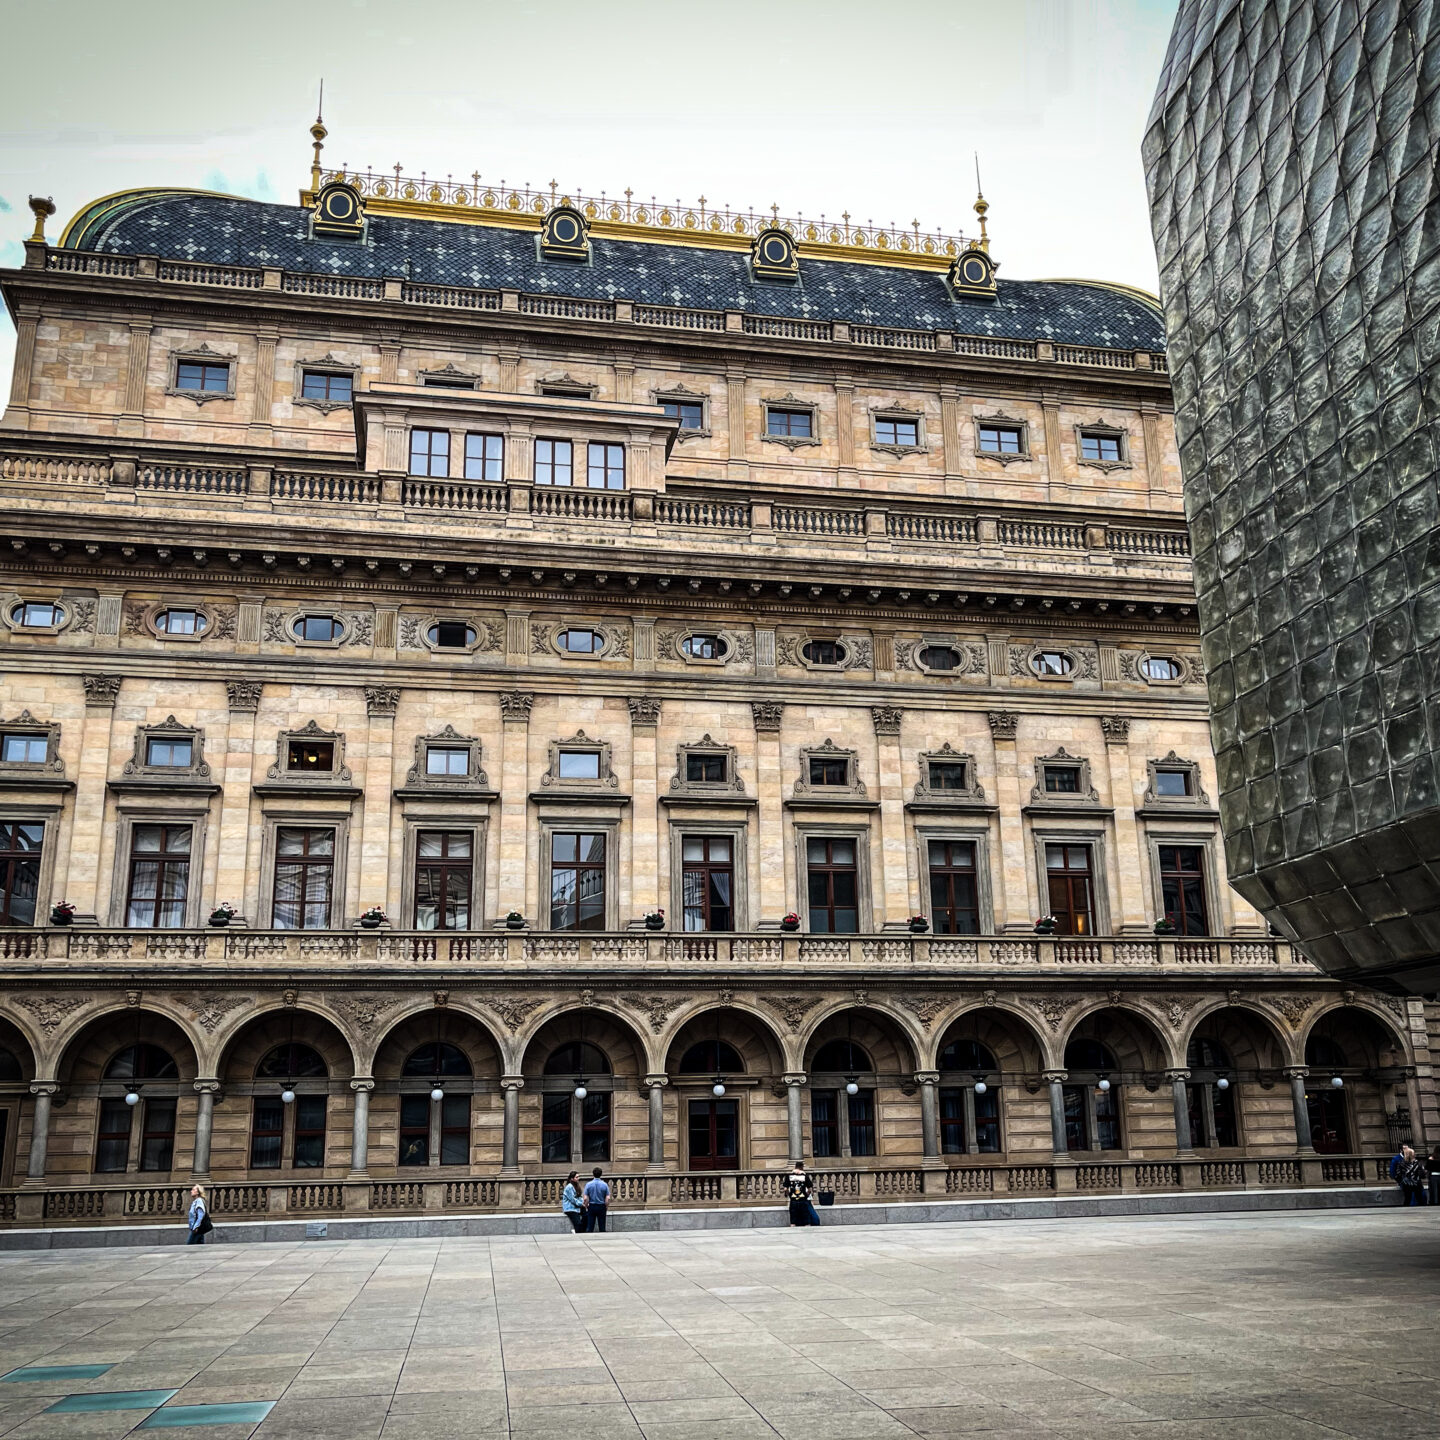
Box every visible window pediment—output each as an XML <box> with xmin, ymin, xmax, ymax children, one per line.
<box><xmin>167</xmin><ymin>343</ymin><xmax>236</xmax><ymax>404</ymax></box>
<box><xmin>669</xmin><ymin>735</ymin><xmax>746</xmax><ymax>798</ymax></box>
<box><xmin>0</xmin><ymin>710</ymin><xmax>65</xmax><ymax>781</ymax></box>
<box><xmin>402</xmin><ymin>725</ymin><xmax>489</xmax><ymax>792</ymax></box>
<box><xmin>1029</xmin><ymin>748</ymin><xmax>1099</xmax><ymax>805</ymax></box>
<box><xmin>121</xmin><ymin>717</ymin><xmax>210</xmax><ymax>784</ymax></box>
<box><xmin>265</xmin><ymin>720</ymin><xmax>353</xmax><ymax>785</ymax></box>
<box><xmin>793</xmin><ymin>739</ymin><xmax>866</xmax><ymax>799</ymax></box>
<box><xmin>540</xmin><ymin>731</ymin><xmax>618</xmax><ymax>791</ymax></box>
<box><xmin>912</xmin><ymin>744</ymin><xmax>986</xmax><ymax>804</ymax></box>
<box><xmin>1144</xmin><ymin>752</ymin><xmax>1210</xmax><ymax>808</ymax></box>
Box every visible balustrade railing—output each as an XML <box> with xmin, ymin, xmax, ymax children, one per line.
<box><xmin>998</xmin><ymin>518</ymin><xmax>1087</xmax><ymax>549</ymax></box>
<box><xmin>0</xmin><ymin>453</ymin><xmax>111</xmax><ymax>485</ymax></box>
<box><xmin>46</xmin><ymin>251</ymin><xmax>139</xmax><ymax>276</ymax></box>
<box><xmin>519</xmin><ymin>293</ymin><xmax>615</xmax><ymax>321</ymax></box>
<box><xmin>851</xmin><ymin>324</ymin><xmax>937</xmax><ymax>351</ymax></box>
<box><xmin>1110</xmin><ymin>527</ymin><xmax>1191</xmax><ymax>557</ymax></box>
<box><xmin>281</xmin><ymin>273</ymin><xmax>385</xmax><ymax>300</ymax></box>
<box><xmin>402</xmin><ymin>478</ymin><xmax>508</xmax><ymax>513</ymax></box>
<box><xmin>655</xmin><ymin>496</ymin><xmax>751</xmax><ymax>528</ymax></box>
<box><xmin>401</xmin><ymin>281</ymin><xmax>501</xmax><ymax>310</ymax></box>
<box><xmin>272</xmin><ymin>471</ymin><xmax>380</xmax><ymax>505</ymax></box>
<box><xmin>955</xmin><ymin>335</ymin><xmax>1038</xmax><ymax>360</ymax></box>
<box><xmin>743</xmin><ymin>315</ymin><xmax>833</xmax><ymax>341</ymax></box>
<box><xmin>530</xmin><ymin>487</ymin><xmax>632</xmax><ymax>521</ymax></box>
<box><xmin>1056</xmin><ymin>344</ymin><xmax>1135</xmax><ymax>369</ymax></box>
<box><xmin>137</xmin><ymin>464</ymin><xmax>247</xmax><ymax>496</ymax></box>
<box><xmin>634</xmin><ymin>304</ymin><xmax>724</xmax><ymax>331</ymax></box>
<box><xmin>774</xmin><ymin>505</ymin><xmax>866</xmax><ymax>537</ymax></box>
<box><xmin>158</xmin><ymin>261</ymin><xmax>263</xmax><ymax>288</ymax></box>
<box><xmin>886</xmin><ymin>511</ymin><xmax>979</xmax><ymax>543</ymax></box>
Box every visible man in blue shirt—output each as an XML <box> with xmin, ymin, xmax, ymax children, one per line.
<box><xmin>583</xmin><ymin>1167</ymin><xmax>610</xmax><ymax>1232</ymax></box>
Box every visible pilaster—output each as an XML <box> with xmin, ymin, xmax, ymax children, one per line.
<box><xmin>219</xmin><ymin>682</ymin><xmax>261</xmax><ymax>923</ymax></box>
<box><xmin>872</xmin><ymin>706</ymin><xmax>912</xmax><ymax>928</ymax></box>
<box><xmin>988</xmin><ymin>711</ymin><xmax>1032</xmax><ymax>932</ymax></box>
<box><xmin>118</xmin><ymin>321</ymin><xmax>152</xmax><ymax>437</ymax></box>
<box><xmin>1</xmin><ymin>305</ymin><xmax>41</xmax><ymax>429</ymax></box>
<box><xmin>248</xmin><ymin>328</ymin><xmax>278</xmax><ymax>439</ymax></box>
<box><xmin>359</xmin><ymin>687</ymin><xmax>400</xmax><ymax>919</ymax></box>
<box><xmin>752</xmin><ymin>703</ymin><xmax>786</xmax><ymax>926</ymax></box>
<box><xmin>498</xmin><ymin>692</ymin><xmax>533</xmax><ymax>922</ymax></box>
<box><xmin>1101</xmin><ymin>715</ymin><xmax>1150</xmax><ymax>934</ymax></box>
<box><xmin>62</xmin><ymin>675</ymin><xmax>121</xmax><ymax>925</ymax></box>
<box><xmin>628</xmin><ymin>697</ymin><xmax>662</xmax><ymax>926</ymax></box>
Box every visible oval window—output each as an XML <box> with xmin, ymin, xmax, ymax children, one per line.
<box><xmin>557</xmin><ymin>629</ymin><xmax>602</xmax><ymax>654</ymax></box>
<box><xmin>803</xmin><ymin>639</ymin><xmax>845</xmax><ymax>667</ymax></box>
<box><xmin>1032</xmin><ymin>651</ymin><xmax>1073</xmax><ymax>677</ymax></box>
<box><xmin>428</xmin><ymin>621</ymin><xmax>476</xmax><ymax>649</ymax></box>
<box><xmin>681</xmin><ymin>634</ymin><xmax>728</xmax><ymax>661</ymax></box>
<box><xmin>11</xmin><ymin>601</ymin><xmax>60</xmax><ymax>629</ymax></box>
<box><xmin>154</xmin><ymin>609</ymin><xmax>206</xmax><ymax>636</ymax></box>
<box><xmin>1142</xmin><ymin>655</ymin><xmax>1183</xmax><ymax>681</ymax></box>
<box><xmin>919</xmin><ymin>645</ymin><xmax>958</xmax><ymax>672</ymax></box>
<box><xmin>294</xmin><ymin>615</ymin><xmax>344</xmax><ymax>643</ymax></box>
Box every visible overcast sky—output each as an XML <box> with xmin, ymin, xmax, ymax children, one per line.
<box><xmin>0</xmin><ymin>0</ymin><xmax>1179</xmax><ymax>399</ymax></box>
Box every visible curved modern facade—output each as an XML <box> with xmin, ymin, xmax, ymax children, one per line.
<box><xmin>1146</xmin><ymin>0</ymin><xmax>1440</xmax><ymax>992</ymax></box>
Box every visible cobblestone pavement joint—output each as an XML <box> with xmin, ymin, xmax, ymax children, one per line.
<box><xmin>0</xmin><ymin>1211</ymin><xmax>1433</xmax><ymax>1439</ymax></box>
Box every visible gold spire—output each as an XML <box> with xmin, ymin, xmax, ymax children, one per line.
<box><xmin>309</xmin><ymin>81</ymin><xmax>327</xmax><ymax>193</ymax></box>
<box><xmin>973</xmin><ymin>153</ymin><xmax>990</xmax><ymax>254</ymax></box>
<box><xmin>27</xmin><ymin>195</ymin><xmax>56</xmax><ymax>243</ymax></box>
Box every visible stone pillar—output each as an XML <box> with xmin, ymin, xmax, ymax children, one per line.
<box><xmin>835</xmin><ymin>380</ymin><xmax>856</xmax><ymax>480</ymax></box>
<box><xmin>498</xmin><ymin>693</ymin><xmax>533</xmax><ymax>922</ymax></box>
<box><xmin>628</xmin><ymin>698</ymin><xmax>661</xmax><ymax>926</ymax></box>
<box><xmin>220</xmin><ymin>682</ymin><xmax>260</xmax><ymax>923</ymax></box>
<box><xmin>1</xmin><ymin>304</ymin><xmax>41</xmax><ymax>429</ymax></box>
<box><xmin>249</xmin><ymin>329</ymin><xmax>278</xmax><ymax>438</ymax></box>
<box><xmin>940</xmin><ymin>384</ymin><xmax>962</xmax><ymax>476</ymax></box>
<box><xmin>63</xmin><ymin>675</ymin><xmax>121</xmax><ymax>923</ymax></box>
<box><xmin>783</xmin><ymin>1074</ymin><xmax>806</xmax><ymax>1163</ymax></box>
<box><xmin>350</xmin><ymin>1078</ymin><xmax>374</xmax><ymax>1175</ymax></box>
<box><xmin>427</xmin><ymin>1094</ymin><xmax>442</xmax><ymax>1168</ymax></box>
<box><xmin>1044</xmin><ymin>1071</ymin><xmax>1069</xmax><ymax>1156</ymax></box>
<box><xmin>915</xmin><ymin>1071</ymin><xmax>940</xmax><ymax>1159</ymax></box>
<box><xmin>26</xmin><ymin>1083</ymin><xmax>55</xmax><ymax>1181</ymax></box>
<box><xmin>753</xmin><ymin>704</ymin><xmax>786</xmax><ymax>926</ymax></box>
<box><xmin>120</xmin><ymin>321</ymin><xmax>153</xmax><ymax>434</ymax></box>
<box><xmin>1040</xmin><ymin>389</ymin><xmax>1065</xmax><ymax>501</ymax></box>
<box><xmin>378</xmin><ymin>342</ymin><xmax>401</xmax><ymax>385</ymax></box>
<box><xmin>988</xmin><ymin>712</ymin><xmax>1032</xmax><ymax>932</ymax></box>
<box><xmin>501</xmin><ymin>1076</ymin><xmax>523</xmax><ymax>1174</ymax></box>
<box><xmin>1167</xmin><ymin>1068</ymin><xmax>1194</xmax><ymax>1154</ymax></box>
<box><xmin>359</xmin><ymin>687</ymin><xmax>400</xmax><ymax>919</ymax></box>
<box><xmin>1101</xmin><ymin>716</ymin><xmax>1150</xmax><ymax>934</ymax></box>
<box><xmin>871</xmin><ymin>707</ymin><xmax>912</xmax><ymax>929</ymax></box>
<box><xmin>643</xmin><ymin>1075</ymin><xmax>668</xmax><ymax>1169</ymax></box>
<box><xmin>726</xmin><ymin>367</ymin><xmax>748</xmax><ymax>481</ymax></box>
<box><xmin>1286</xmin><ymin>1066</ymin><xmax>1313</xmax><ymax>1151</ymax></box>
<box><xmin>192</xmin><ymin>1080</ymin><xmax>220</xmax><ymax>1176</ymax></box>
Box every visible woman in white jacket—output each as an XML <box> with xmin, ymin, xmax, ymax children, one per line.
<box><xmin>187</xmin><ymin>1185</ymin><xmax>210</xmax><ymax>1245</ymax></box>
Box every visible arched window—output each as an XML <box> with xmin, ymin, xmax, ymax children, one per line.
<box><xmin>1186</xmin><ymin>1037</ymin><xmax>1230</xmax><ymax>1071</ymax></box>
<box><xmin>402</xmin><ymin>1042</ymin><xmax>472</xmax><ymax>1077</ymax></box>
<box><xmin>1063</xmin><ymin>1039</ymin><xmax>1116</xmax><ymax>1073</ymax></box>
<box><xmin>1062</xmin><ymin>1039</ymin><xmax>1120</xmax><ymax>1153</ymax></box>
<box><xmin>544</xmin><ymin>1041</ymin><xmax>610</xmax><ymax>1075</ymax></box>
<box><xmin>810</xmin><ymin>1039</ymin><xmax>875</xmax><ymax>1159</ymax></box>
<box><xmin>938</xmin><ymin>1039</ymin><xmax>997</xmax><ymax>1072</ymax></box>
<box><xmin>0</xmin><ymin>1047</ymin><xmax>22</xmax><ymax>1083</ymax></box>
<box><xmin>1306</xmin><ymin>1035</ymin><xmax>1348</xmax><ymax>1069</ymax></box>
<box><xmin>1184</xmin><ymin>1037</ymin><xmax>1237</xmax><ymax>1147</ymax></box>
<box><xmin>256</xmin><ymin>1044</ymin><xmax>328</xmax><ymax>1079</ymax></box>
<box><xmin>678</xmin><ymin>1040</ymin><xmax>745</xmax><ymax>1074</ymax></box>
<box><xmin>812</xmin><ymin>1039</ymin><xmax>872</xmax><ymax>1073</ymax></box>
<box><xmin>104</xmin><ymin>1044</ymin><xmax>178</xmax><ymax>1080</ymax></box>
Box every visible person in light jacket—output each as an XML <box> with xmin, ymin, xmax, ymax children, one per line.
<box><xmin>561</xmin><ymin>1171</ymin><xmax>585</xmax><ymax>1233</ymax></box>
<box><xmin>187</xmin><ymin>1184</ymin><xmax>209</xmax><ymax>1245</ymax></box>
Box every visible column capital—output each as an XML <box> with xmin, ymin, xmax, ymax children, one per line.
<box><xmin>500</xmin><ymin>1075</ymin><xmax>526</xmax><ymax>1092</ymax></box>
<box><xmin>1041</xmin><ymin>1069</ymin><xmax>1068</xmax><ymax>1084</ymax></box>
<box><xmin>627</xmin><ymin>697</ymin><xmax>662</xmax><ymax>728</ymax></box>
<box><xmin>193</xmin><ymin>1079</ymin><xmax>222</xmax><ymax>1096</ymax></box>
<box><xmin>1100</xmin><ymin>715</ymin><xmax>1131</xmax><ymax>742</ymax></box>
<box><xmin>871</xmin><ymin>705</ymin><xmax>904</xmax><ymax>737</ymax></box>
<box><xmin>349</xmin><ymin>1076</ymin><xmax>376</xmax><ymax>1093</ymax></box>
<box><xmin>751</xmin><ymin>701</ymin><xmax>784</xmax><ymax>733</ymax></box>
<box><xmin>1163</xmin><ymin>1068</ymin><xmax>1191</xmax><ymax>1083</ymax></box>
<box><xmin>1282</xmin><ymin>1065</ymin><xmax>1309</xmax><ymax>1079</ymax></box>
<box><xmin>364</xmin><ymin>685</ymin><xmax>401</xmax><ymax>718</ymax></box>
<box><xmin>499</xmin><ymin>691</ymin><xmax>534</xmax><ymax>722</ymax></box>
<box><xmin>987</xmin><ymin>710</ymin><xmax>1019</xmax><ymax>741</ymax></box>
<box><xmin>781</xmin><ymin>1072</ymin><xmax>808</xmax><ymax>1088</ymax></box>
<box><xmin>226</xmin><ymin>680</ymin><xmax>263</xmax><ymax>713</ymax></box>
<box><xmin>641</xmin><ymin>1073</ymin><xmax>670</xmax><ymax>1091</ymax></box>
<box><xmin>28</xmin><ymin>1081</ymin><xmax>57</xmax><ymax>1097</ymax></box>
<box><xmin>82</xmin><ymin>674</ymin><xmax>122</xmax><ymax>708</ymax></box>
<box><xmin>912</xmin><ymin>1070</ymin><xmax>940</xmax><ymax>1086</ymax></box>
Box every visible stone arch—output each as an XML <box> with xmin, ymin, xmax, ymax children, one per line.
<box><xmin>930</xmin><ymin>1004</ymin><xmax>1051</xmax><ymax>1161</ymax></box>
<box><xmin>922</xmin><ymin>1002</ymin><xmax>1049</xmax><ymax>1073</ymax></box>
<box><xmin>799</xmin><ymin>1002</ymin><xmax>923</xmax><ymax>1077</ymax></box>
<box><xmin>662</xmin><ymin>1004</ymin><xmax>787</xmax><ymax>1079</ymax></box>
<box><xmin>1297</xmin><ymin>1003</ymin><xmax>1411</xmax><ymax>1156</ymax></box>
<box><xmin>216</xmin><ymin>1009</ymin><xmax>355</xmax><ymax>1089</ymax></box>
<box><xmin>1300</xmin><ymin>1000</ymin><xmax>1411</xmax><ymax>1069</ymax></box>
<box><xmin>212</xmin><ymin>1003</ymin><xmax>361</xmax><ymax>1081</ymax></box>
<box><xmin>0</xmin><ymin>1015</ymin><xmax>37</xmax><ymax>1086</ymax></box>
<box><xmin>517</xmin><ymin>1003</ymin><xmax>655</xmax><ymax>1078</ymax></box>
<box><xmin>57</xmin><ymin>1008</ymin><xmax>200</xmax><ymax>1088</ymax></box>
<box><xmin>358</xmin><ymin>997</ymin><xmax>506</xmax><ymax>1077</ymax></box>
<box><xmin>1058</xmin><ymin>1001</ymin><xmax>1175</xmax><ymax>1072</ymax></box>
<box><xmin>1180</xmin><ymin>1001</ymin><xmax>1289</xmax><ymax>1073</ymax></box>
<box><xmin>207</xmin><ymin>997</ymin><xmax>365</xmax><ymax>1079</ymax></box>
<box><xmin>372</xmin><ymin>1009</ymin><xmax>504</xmax><ymax>1082</ymax></box>
<box><xmin>42</xmin><ymin>993</ymin><xmax>201</xmax><ymax>1081</ymax></box>
<box><xmin>931</xmin><ymin>1006</ymin><xmax>1048</xmax><ymax>1079</ymax></box>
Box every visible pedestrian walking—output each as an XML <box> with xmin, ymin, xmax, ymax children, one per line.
<box><xmin>786</xmin><ymin>1161</ymin><xmax>819</xmax><ymax>1226</ymax></box>
<box><xmin>1397</xmin><ymin>1145</ymin><xmax>1427</xmax><ymax>1206</ymax></box>
<box><xmin>561</xmin><ymin>1171</ymin><xmax>586</xmax><ymax>1233</ymax></box>
<box><xmin>583</xmin><ymin>1167</ymin><xmax>610</xmax><ymax>1232</ymax></box>
<box><xmin>186</xmin><ymin>1184</ymin><xmax>212</xmax><ymax>1245</ymax></box>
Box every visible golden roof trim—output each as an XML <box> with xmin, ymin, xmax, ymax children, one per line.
<box><xmin>305</xmin><ymin>169</ymin><xmax>977</xmax><ymax>274</ymax></box>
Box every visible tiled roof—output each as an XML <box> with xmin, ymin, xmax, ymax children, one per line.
<box><xmin>70</xmin><ymin>191</ymin><xmax>1166</xmax><ymax>350</ymax></box>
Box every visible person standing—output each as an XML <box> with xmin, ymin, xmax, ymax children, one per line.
<box><xmin>1398</xmin><ymin>1145</ymin><xmax>1427</xmax><ymax>1206</ymax></box>
<box><xmin>583</xmin><ymin>1167</ymin><xmax>610</xmax><ymax>1232</ymax></box>
<box><xmin>561</xmin><ymin>1171</ymin><xmax>586</xmax><ymax>1233</ymax></box>
<box><xmin>186</xmin><ymin>1185</ymin><xmax>210</xmax><ymax>1245</ymax></box>
<box><xmin>786</xmin><ymin>1162</ymin><xmax>818</xmax><ymax>1226</ymax></box>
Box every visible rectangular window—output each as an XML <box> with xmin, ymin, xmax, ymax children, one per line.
<box><xmin>586</xmin><ymin>442</ymin><xmax>625</xmax><ymax>490</ymax></box>
<box><xmin>95</xmin><ymin>1098</ymin><xmax>133</xmax><ymax>1173</ymax></box>
<box><xmin>662</xmin><ymin>399</ymin><xmax>704</xmax><ymax>430</ymax></box>
<box><xmin>139</xmin><ymin>1098</ymin><xmax>176</xmax><ymax>1172</ymax></box>
<box><xmin>176</xmin><ymin>361</ymin><xmax>230</xmax><ymax>393</ymax></box>
<box><xmin>928</xmin><ymin>761</ymin><xmax>969</xmax><ymax>791</ymax></box>
<box><xmin>847</xmin><ymin>1090</ymin><xmax>876</xmax><ymax>1157</ymax></box>
<box><xmin>0</xmin><ymin>821</ymin><xmax>42</xmax><ymax>926</ymax></box>
<box><xmin>15</xmin><ymin>602</ymin><xmax>58</xmax><ymax>628</ymax></box>
<box><xmin>875</xmin><ymin>417</ymin><xmax>918</xmax><ymax>446</ymax></box>
<box><xmin>540</xmin><ymin>384</ymin><xmax>591</xmax><ymax>399</ymax></box>
<box><xmin>1080</xmin><ymin>431</ymin><xmax>1122</xmax><ymax>462</ymax></box>
<box><xmin>807</xmin><ymin>837</ymin><xmax>859</xmax><ymax>934</ymax></box>
<box><xmin>464</xmin><ymin>433</ymin><xmax>504</xmax><ymax>482</ymax></box>
<box><xmin>1046</xmin><ymin>844</ymin><xmax>1094</xmax><ymax>936</ymax></box>
<box><xmin>534</xmin><ymin>438</ymin><xmax>574</xmax><ymax>486</ymax></box>
<box><xmin>422</xmin><ymin>377</ymin><xmax>475</xmax><ymax>390</ymax></box>
<box><xmin>682</xmin><ymin>835</ymin><xmax>733</xmax><ymax>933</ymax></box>
<box><xmin>550</xmin><ymin>832</ymin><xmax>606</xmax><ymax>931</ymax></box>
<box><xmin>1043</xmin><ymin>766</ymin><xmax>1081</xmax><ymax>793</ymax></box>
<box><xmin>557</xmin><ymin>751</ymin><xmax>600</xmax><ymax>780</ymax></box>
<box><xmin>767</xmin><ymin>407</ymin><xmax>812</xmax><ymax>438</ymax></box>
<box><xmin>977</xmin><ymin>424</ymin><xmax>1022</xmax><ymax>455</ymax></box>
<box><xmin>414</xmin><ymin>830</ymin><xmax>472</xmax><ymax>931</ymax></box>
<box><xmin>811</xmin><ymin>1090</ymin><xmax>839</xmax><ymax>1157</ymax></box>
<box><xmin>301</xmin><ymin>371</ymin><xmax>352</xmax><ymax>402</ymax></box>
<box><xmin>1</xmin><ymin>735</ymin><xmax>47</xmax><ymax>764</ymax></box>
<box><xmin>440</xmin><ymin>1095</ymin><xmax>470</xmax><ymax>1166</ymax></box>
<box><xmin>542</xmin><ymin>1094</ymin><xmax>571</xmax><ymax>1163</ymax></box>
<box><xmin>808</xmin><ymin>757</ymin><xmax>849</xmax><ymax>787</ymax></box>
<box><xmin>1159</xmin><ymin>845</ymin><xmax>1209</xmax><ymax>936</ymax></box>
<box><xmin>686</xmin><ymin>753</ymin><xmax>727</xmax><ymax>784</ymax></box>
<box><xmin>250</xmin><ymin>1097</ymin><xmax>283</xmax><ymax>1168</ymax></box>
<box><xmin>581</xmin><ymin>1092</ymin><xmax>610</xmax><ymax>1162</ymax></box>
<box><xmin>928</xmin><ymin>839</ymin><xmax>979</xmax><ymax>935</ymax></box>
<box><xmin>125</xmin><ymin>824</ymin><xmax>191</xmax><ymax>928</ymax></box>
<box><xmin>398</xmin><ymin>1094</ymin><xmax>429</xmax><ymax>1166</ymax></box>
<box><xmin>688</xmin><ymin>1098</ymin><xmax>739</xmax><ymax>1170</ymax></box>
<box><xmin>408</xmin><ymin>428</ymin><xmax>450</xmax><ymax>477</ymax></box>
<box><xmin>425</xmin><ymin>746</ymin><xmax>470</xmax><ymax>777</ymax></box>
<box><xmin>293</xmin><ymin>1095</ymin><xmax>327</xmax><ymax>1168</ymax></box>
<box><xmin>145</xmin><ymin>737</ymin><xmax>192</xmax><ymax>767</ymax></box>
<box><xmin>940</xmin><ymin>1089</ymin><xmax>966</xmax><ymax>1154</ymax></box>
<box><xmin>272</xmin><ymin>827</ymin><xmax>334</xmax><ymax>930</ymax></box>
<box><xmin>1154</xmin><ymin>769</ymin><xmax>1192</xmax><ymax>797</ymax></box>
<box><xmin>286</xmin><ymin>739</ymin><xmax>334</xmax><ymax>772</ymax></box>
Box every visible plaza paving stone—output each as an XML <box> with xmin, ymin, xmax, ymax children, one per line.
<box><xmin>0</xmin><ymin>1212</ymin><xmax>1432</xmax><ymax>1438</ymax></box>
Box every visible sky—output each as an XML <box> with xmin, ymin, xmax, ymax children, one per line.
<box><xmin>0</xmin><ymin>0</ymin><xmax>1180</xmax><ymax>399</ymax></box>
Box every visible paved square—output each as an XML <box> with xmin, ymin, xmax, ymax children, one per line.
<box><xmin>0</xmin><ymin>1212</ymin><xmax>1432</xmax><ymax>1438</ymax></box>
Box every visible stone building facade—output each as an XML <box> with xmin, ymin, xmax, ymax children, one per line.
<box><xmin>0</xmin><ymin>136</ymin><xmax>1429</xmax><ymax>1226</ymax></box>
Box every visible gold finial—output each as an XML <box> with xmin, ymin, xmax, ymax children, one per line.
<box><xmin>309</xmin><ymin>80</ymin><xmax>327</xmax><ymax>192</ymax></box>
<box><xmin>27</xmin><ymin>196</ymin><xmax>56</xmax><ymax>244</ymax></box>
<box><xmin>973</xmin><ymin>152</ymin><xmax>989</xmax><ymax>253</ymax></box>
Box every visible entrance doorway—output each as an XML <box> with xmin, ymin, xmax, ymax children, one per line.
<box><xmin>687</xmin><ymin>1098</ymin><xmax>739</xmax><ymax>1169</ymax></box>
<box><xmin>1306</xmin><ymin>1087</ymin><xmax>1350</xmax><ymax>1153</ymax></box>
